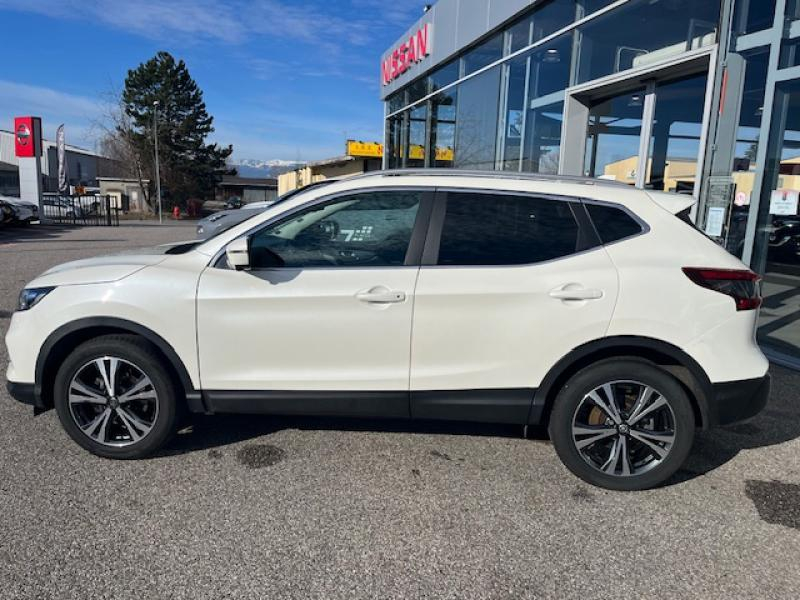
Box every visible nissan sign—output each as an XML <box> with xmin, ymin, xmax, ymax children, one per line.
<box><xmin>381</xmin><ymin>23</ymin><xmax>431</xmax><ymax>86</ymax></box>
<box><xmin>14</xmin><ymin>116</ymin><xmax>42</xmax><ymax>158</ymax></box>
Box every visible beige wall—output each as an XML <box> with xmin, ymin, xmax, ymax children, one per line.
<box><xmin>278</xmin><ymin>159</ymin><xmax>367</xmax><ymax>195</ymax></box>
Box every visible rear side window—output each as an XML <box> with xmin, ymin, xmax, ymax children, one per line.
<box><xmin>586</xmin><ymin>203</ymin><xmax>643</xmax><ymax>244</ymax></box>
<box><xmin>436</xmin><ymin>192</ymin><xmax>581</xmax><ymax>266</ymax></box>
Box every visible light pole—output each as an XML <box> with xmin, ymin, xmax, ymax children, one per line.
<box><xmin>153</xmin><ymin>100</ymin><xmax>163</xmax><ymax>224</ymax></box>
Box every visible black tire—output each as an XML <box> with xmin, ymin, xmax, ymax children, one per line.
<box><xmin>549</xmin><ymin>359</ymin><xmax>695</xmax><ymax>491</ymax></box>
<box><xmin>53</xmin><ymin>334</ymin><xmax>179</xmax><ymax>459</ymax></box>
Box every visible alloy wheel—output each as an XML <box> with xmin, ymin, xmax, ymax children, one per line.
<box><xmin>571</xmin><ymin>380</ymin><xmax>676</xmax><ymax>477</ymax></box>
<box><xmin>67</xmin><ymin>356</ymin><xmax>159</xmax><ymax>447</ymax></box>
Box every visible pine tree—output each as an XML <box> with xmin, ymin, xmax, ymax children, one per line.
<box><xmin>121</xmin><ymin>51</ymin><xmax>232</xmax><ymax>209</ymax></box>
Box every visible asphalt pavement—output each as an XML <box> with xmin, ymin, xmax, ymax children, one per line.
<box><xmin>1</xmin><ymin>223</ymin><xmax>799</xmax><ymax>599</ymax></box>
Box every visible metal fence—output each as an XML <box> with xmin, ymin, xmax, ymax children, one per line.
<box><xmin>42</xmin><ymin>194</ymin><xmax>121</xmax><ymax>226</ymax></box>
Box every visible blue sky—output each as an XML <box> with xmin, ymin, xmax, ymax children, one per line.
<box><xmin>0</xmin><ymin>0</ymin><xmax>429</xmax><ymax>162</ymax></box>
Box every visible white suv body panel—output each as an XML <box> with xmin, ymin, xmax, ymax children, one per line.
<box><xmin>410</xmin><ymin>248</ymin><xmax>619</xmax><ymax>390</ymax></box>
<box><xmin>196</xmin><ymin>266</ymin><xmax>419</xmax><ymax>391</ymax></box>
<box><xmin>5</xmin><ymin>252</ymin><xmax>206</xmax><ymax>388</ymax></box>
<box><xmin>5</xmin><ymin>173</ymin><xmax>768</xmax><ymax>405</ymax></box>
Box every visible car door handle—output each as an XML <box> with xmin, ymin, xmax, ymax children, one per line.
<box><xmin>549</xmin><ymin>284</ymin><xmax>604</xmax><ymax>301</ymax></box>
<box><xmin>356</xmin><ymin>287</ymin><xmax>406</xmax><ymax>304</ymax></box>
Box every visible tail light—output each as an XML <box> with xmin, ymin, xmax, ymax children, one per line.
<box><xmin>682</xmin><ymin>268</ymin><xmax>762</xmax><ymax>311</ymax></box>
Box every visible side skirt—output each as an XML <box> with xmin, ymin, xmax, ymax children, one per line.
<box><xmin>202</xmin><ymin>388</ymin><xmax>537</xmax><ymax>424</ymax></box>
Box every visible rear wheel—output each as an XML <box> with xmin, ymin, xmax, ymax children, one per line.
<box><xmin>54</xmin><ymin>335</ymin><xmax>179</xmax><ymax>459</ymax></box>
<box><xmin>549</xmin><ymin>360</ymin><xmax>695</xmax><ymax>491</ymax></box>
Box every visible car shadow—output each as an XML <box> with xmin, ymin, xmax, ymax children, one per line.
<box><xmin>158</xmin><ymin>366</ymin><xmax>800</xmax><ymax>487</ymax></box>
<box><xmin>667</xmin><ymin>364</ymin><xmax>800</xmax><ymax>486</ymax></box>
<box><xmin>158</xmin><ymin>414</ymin><xmax>527</xmax><ymax>458</ymax></box>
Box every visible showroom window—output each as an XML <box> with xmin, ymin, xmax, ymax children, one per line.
<box><xmin>454</xmin><ymin>67</ymin><xmax>503</xmax><ymax>170</ymax></box>
<box><xmin>431</xmin><ymin>88</ymin><xmax>457</xmax><ymax>168</ymax></box>
<box><xmin>733</xmin><ymin>0</ymin><xmax>777</xmax><ymax>35</ymax></box>
<box><xmin>436</xmin><ymin>192</ymin><xmax>581</xmax><ymax>265</ymax></box>
<box><xmin>462</xmin><ymin>34</ymin><xmax>504</xmax><ymax>76</ymax></box>
<box><xmin>574</xmin><ymin>0</ymin><xmax>720</xmax><ymax>83</ymax></box>
<box><xmin>248</xmin><ymin>191</ymin><xmax>423</xmax><ymax>269</ymax></box>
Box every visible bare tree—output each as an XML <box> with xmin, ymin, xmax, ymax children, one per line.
<box><xmin>93</xmin><ymin>88</ymin><xmax>155</xmax><ymax>213</ymax></box>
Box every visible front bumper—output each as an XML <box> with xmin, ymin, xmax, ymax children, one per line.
<box><xmin>707</xmin><ymin>374</ymin><xmax>771</xmax><ymax>427</ymax></box>
<box><xmin>6</xmin><ymin>381</ymin><xmax>36</xmax><ymax>406</ymax></box>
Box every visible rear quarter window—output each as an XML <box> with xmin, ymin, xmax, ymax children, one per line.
<box><xmin>586</xmin><ymin>203</ymin><xmax>643</xmax><ymax>244</ymax></box>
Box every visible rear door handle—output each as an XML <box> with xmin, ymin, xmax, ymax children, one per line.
<box><xmin>356</xmin><ymin>287</ymin><xmax>406</xmax><ymax>304</ymax></box>
<box><xmin>549</xmin><ymin>284</ymin><xmax>604</xmax><ymax>301</ymax></box>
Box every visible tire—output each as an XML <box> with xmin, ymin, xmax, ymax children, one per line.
<box><xmin>53</xmin><ymin>334</ymin><xmax>179</xmax><ymax>459</ymax></box>
<box><xmin>549</xmin><ymin>359</ymin><xmax>695</xmax><ymax>491</ymax></box>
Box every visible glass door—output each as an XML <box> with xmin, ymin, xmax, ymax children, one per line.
<box><xmin>644</xmin><ymin>73</ymin><xmax>708</xmax><ymax>193</ymax></box>
<box><xmin>560</xmin><ymin>55</ymin><xmax>712</xmax><ymax>195</ymax></box>
<box><xmin>751</xmin><ymin>80</ymin><xmax>800</xmax><ymax>362</ymax></box>
<box><xmin>584</xmin><ymin>89</ymin><xmax>646</xmax><ymax>184</ymax></box>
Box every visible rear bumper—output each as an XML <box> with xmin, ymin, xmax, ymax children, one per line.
<box><xmin>6</xmin><ymin>381</ymin><xmax>37</xmax><ymax>407</ymax></box>
<box><xmin>706</xmin><ymin>374</ymin><xmax>771</xmax><ymax>427</ymax></box>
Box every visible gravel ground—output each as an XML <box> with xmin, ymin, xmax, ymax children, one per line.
<box><xmin>1</xmin><ymin>223</ymin><xmax>799</xmax><ymax>600</ymax></box>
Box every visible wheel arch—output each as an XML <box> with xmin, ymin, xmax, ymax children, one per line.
<box><xmin>529</xmin><ymin>336</ymin><xmax>713</xmax><ymax>430</ymax></box>
<box><xmin>35</xmin><ymin>317</ymin><xmax>202</xmax><ymax>412</ymax></box>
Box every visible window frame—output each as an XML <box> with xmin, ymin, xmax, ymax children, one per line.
<box><xmin>420</xmin><ymin>187</ymin><xmax>606</xmax><ymax>268</ymax></box>
<box><xmin>215</xmin><ymin>187</ymin><xmax>436</xmax><ymax>271</ymax></box>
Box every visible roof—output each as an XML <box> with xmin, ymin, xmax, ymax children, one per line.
<box><xmin>220</xmin><ymin>175</ymin><xmax>277</xmax><ymax>187</ymax></box>
<box><xmin>351</xmin><ymin>168</ymin><xmax>633</xmax><ymax>189</ymax></box>
<box><xmin>0</xmin><ymin>129</ymin><xmax>103</xmax><ymax>157</ymax></box>
<box><xmin>306</xmin><ymin>155</ymin><xmax>357</xmax><ymax>169</ymax></box>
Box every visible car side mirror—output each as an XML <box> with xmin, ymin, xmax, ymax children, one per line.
<box><xmin>226</xmin><ymin>237</ymin><xmax>250</xmax><ymax>271</ymax></box>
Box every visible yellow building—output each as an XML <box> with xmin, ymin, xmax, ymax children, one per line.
<box><xmin>278</xmin><ymin>141</ymin><xmax>383</xmax><ymax>195</ymax></box>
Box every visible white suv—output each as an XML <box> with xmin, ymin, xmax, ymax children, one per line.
<box><xmin>5</xmin><ymin>171</ymin><xmax>770</xmax><ymax>490</ymax></box>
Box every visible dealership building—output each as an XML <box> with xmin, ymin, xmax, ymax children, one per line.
<box><xmin>381</xmin><ymin>0</ymin><xmax>800</xmax><ymax>367</ymax></box>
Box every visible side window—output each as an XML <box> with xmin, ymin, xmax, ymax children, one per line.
<box><xmin>248</xmin><ymin>190</ymin><xmax>422</xmax><ymax>269</ymax></box>
<box><xmin>586</xmin><ymin>203</ymin><xmax>643</xmax><ymax>244</ymax></box>
<box><xmin>436</xmin><ymin>192</ymin><xmax>581</xmax><ymax>266</ymax></box>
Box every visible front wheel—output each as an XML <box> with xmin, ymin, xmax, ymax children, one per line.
<box><xmin>549</xmin><ymin>360</ymin><xmax>695</xmax><ymax>491</ymax></box>
<box><xmin>54</xmin><ymin>335</ymin><xmax>179</xmax><ymax>459</ymax></box>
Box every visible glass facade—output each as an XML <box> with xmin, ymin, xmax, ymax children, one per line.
<box><xmin>384</xmin><ymin>0</ymin><xmax>800</xmax><ymax>365</ymax></box>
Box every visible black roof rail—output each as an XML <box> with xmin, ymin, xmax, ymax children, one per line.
<box><xmin>351</xmin><ymin>168</ymin><xmax>632</xmax><ymax>188</ymax></box>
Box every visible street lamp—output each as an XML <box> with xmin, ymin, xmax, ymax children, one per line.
<box><xmin>153</xmin><ymin>100</ymin><xmax>163</xmax><ymax>224</ymax></box>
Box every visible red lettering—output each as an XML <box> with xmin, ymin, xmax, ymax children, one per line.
<box><xmin>398</xmin><ymin>42</ymin><xmax>408</xmax><ymax>74</ymax></box>
<box><xmin>391</xmin><ymin>49</ymin><xmax>400</xmax><ymax>79</ymax></box>
<box><xmin>416</xmin><ymin>24</ymin><xmax>429</xmax><ymax>58</ymax></box>
<box><xmin>381</xmin><ymin>24</ymin><xmax>432</xmax><ymax>85</ymax></box>
<box><xmin>381</xmin><ymin>58</ymin><xmax>391</xmax><ymax>85</ymax></box>
<box><xmin>407</xmin><ymin>35</ymin><xmax>417</xmax><ymax>64</ymax></box>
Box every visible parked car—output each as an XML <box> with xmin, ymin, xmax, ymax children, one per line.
<box><xmin>197</xmin><ymin>180</ymin><xmax>339</xmax><ymax>240</ymax></box>
<box><xmin>0</xmin><ymin>195</ymin><xmax>38</xmax><ymax>224</ymax></box>
<box><xmin>0</xmin><ymin>198</ymin><xmax>14</xmax><ymax>225</ymax></box>
<box><xmin>5</xmin><ymin>170</ymin><xmax>770</xmax><ymax>491</ymax></box>
<box><xmin>224</xmin><ymin>196</ymin><xmax>244</xmax><ymax>210</ymax></box>
<box><xmin>42</xmin><ymin>197</ymin><xmax>83</xmax><ymax>219</ymax></box>
<box><xmin>196</xmin><ymin>200</ymin><xmax>275</xmax><ymax>240</ymax></box>
<box><xmin>767</xmin><ymin>216</ymin><xmax>800</xmax><ymax>265</ymax></box>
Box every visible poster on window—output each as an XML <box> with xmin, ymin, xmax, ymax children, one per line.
<box><xmin>507</xmin><ymin>110</ymin><xmax>523</xmax><ymax>139</ymax></box>
<box><xmin>770</xmin><ymin>190</ymin><xmax>800</xmax><ymax>216</ymax></box>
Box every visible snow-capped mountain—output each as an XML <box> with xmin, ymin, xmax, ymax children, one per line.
<box><xmin>232</xmin><ymin>159</ymin><xmax>305</xmax><ymax>178</ymax></box>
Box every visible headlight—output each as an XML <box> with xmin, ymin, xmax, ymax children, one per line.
<box><xmin>18</xmin><ymin>287</ymin><xmax>55</xmax><ymax>311</ymax></box>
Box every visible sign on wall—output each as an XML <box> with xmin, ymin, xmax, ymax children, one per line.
<box><xmin>14</xmin><ymin>116</ymin><xmax>42</xmax><ymax>158</ymax></box>
<box><xmin>381</xmin><ymin>23</ymin><xmax>432</xmax><ymax>86</ymax></box>
<box><xmin>347</xmin><ymin>140</ymin><xmax>384</xmax><ymax>158</ymax></box>
<box><xmin>770</xmin><ymin>189</ymin><xmax>800</xmax><ymax>216</ymax></box>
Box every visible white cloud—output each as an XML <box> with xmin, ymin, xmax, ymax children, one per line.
<box><xmin>0</xmin><ymin>80</ymin><xmax>102</xmax><ymax>148</ymax></box>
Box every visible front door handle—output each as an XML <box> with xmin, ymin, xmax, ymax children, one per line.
<box><xmin>549</xmin><ymin>284</ymin><xmax>604</xmax><ymax>301</ymax></box>
<box><xmin>356</xmin><ymin>287</ymin><xmax>406</xmax><ymax>304</ymax></box>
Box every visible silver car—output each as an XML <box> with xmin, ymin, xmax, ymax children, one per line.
<box><xmin>196</xmin><ymin>180</ymin><xmax>338</xmax><ymax>240</ymax></box>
